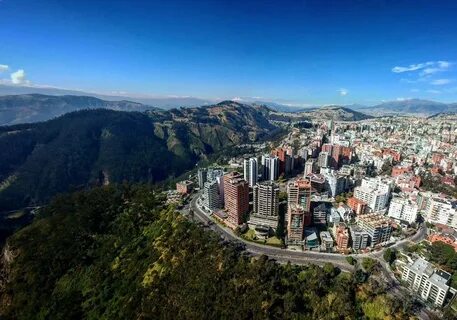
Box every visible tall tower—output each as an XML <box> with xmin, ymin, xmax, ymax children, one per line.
<box><xmin>223</xmin><ymin>171</ymin><xmax>249</xmax><ymax>228</ymax></box>
<box><xmin>287</xmin><ymin>178</ymin><xmax>312</xmax><ymax>244</ymax></box>
<box><xmin>262</xmin><ymin>155</ymin><xmax>279</xmax><ymax>181</ymax></box>
<box><xmin>243</xmin><ymin>157</ymin><xmax>258</xmax><ymax>187</ymax></box>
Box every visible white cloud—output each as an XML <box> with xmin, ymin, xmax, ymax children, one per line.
<box><xmin>392</xmin><ymin>60</ymin><xmax>451</xmax><ymax>74</ymax></box>
<box><xmin>0</xmin><ymin>64</ymin><xmax>8</xmax><ymax>72</ymax></box>
<box><xmin>392</xmin><ymin>62</ymin><xmax>431</xmax><ymax>73</ymax></box>
<box><xmin>337</xmin><ymin>88</ymin><xmax>348</xmax><ymax>96</ymax></box>
<box><xmin>396</xmin><ymin>97</ymin><xmax>412</xmax><ymax>101</ymax></box>
<box><xmin>430</xmin><ymin>79</ymin><xmax>452</xmax><ymax>85</ymax></box>
<box><xmin>10</xmin><ymin>69</ymin><xmax>28</xmax><ymax>85</ymax></box>
<box><xmin>426</xmin><ymin>89</ymin><xmax>441</xmax><ymax>94</ymax></box>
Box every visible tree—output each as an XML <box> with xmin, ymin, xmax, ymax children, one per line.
<box><xmin>383</xmin><ymin>248</ymin><xmax>397</xmax><ymax>265</ymax></box>
<box><xmin>362</xmin><ymin>258</ymin><xmax>379</xmax><ymax>273</ymax></box>
<box><xmin>354</xmin><ymin>269</ymin><xmax>368</xmax><ymax>284</ymax></box>
<box><xmin>279</xmin><ymin>191</ymin><xmax>288</xmax><ymax>202</ymax></box>
<box><xmin>346</xmin><ymin>256</ymin><xmax>357</xmax><ymax>266</ymax></box>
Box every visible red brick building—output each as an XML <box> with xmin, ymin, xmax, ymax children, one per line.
<box><xmin>335</xmin><ymin>223</ymin><xmax>350</xmax><ymax>251</ymax></box>
<box><xmin>347</xmin><ymin>197</ymin><xmax>367</xmax><ymax>215</ymax></box>
<box><xmin>176</xmin><ymin>180</ymin><xmax>193</xmax><ymax>194</ymax></box>
<box><xmin>382</xmin><ymin>148</ymin><xmax>401</xmax><ymax>162</ymax></box>
<box><xmin>223</xmin><ymin>171</ymin><xmax>249</xmax><ymax>228</ymax></box>
<box><xmin>391</xmin><ymin>165</ymin><xmax>412</xmax><ymax>177</ymax></box>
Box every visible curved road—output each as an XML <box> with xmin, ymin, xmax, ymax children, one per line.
<box><xmin>188</xmin><ymin>193</ymin><xmax>427</xmax><ymax>275</ymax></box>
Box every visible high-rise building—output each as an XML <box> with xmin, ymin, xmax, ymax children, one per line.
<box><xmin>357</xmin><ymin>213</ymin><xmax>393</xmax><ymax>247</ymax></box>
<box><xmin>318</xmin><ymin>151</ymin><xmax>329</xmax><ymax>168</ymax></box>
<box><xmin>320</xmin><ymin>143</ymin><xmax>352</xmax><ymax>169</ymax></box>
<box><xmin>350</xmin><ymin>225</ymin><xmax>370</xmax><ymax>250</ymax></box>
<box><xmin>223</xmin><ymin>171</ymin><xmax>249</xmax><ymax>228</ymax></box>
<box><xmin>197</xmin><ymin>168</ymin><xmax>208</xmax><ymax>188</ymax></box>
<box><xmin>321</xmin><ymin>168</ymin><xmax>346</xmax><ymax>197</ymax></box>
<box><xmin>313</xmin><ymin>203</ymin><xmax>328</xmax><ymax>225</ymax></box>
<box><xmin>402</xmin><ymin>257</ymin><xmax>450</xmax><ymax>307</ymax></box>
<box><xmin>243</xmin><ymin>157</ymin><xmax>258</xmax><ymax>187</ymax></box>
<box><xmin>248</xmin><ymin>181</ymin><xmax>280</xmax><ymax>232</ymax></box>
<box><xmin>262</xmin><ymin>155</ymin><xmax>279</xmax><ymax>181</ymax></box>
<box><xmin>388</xmin><ymin>196</ymin><xmax>419</xmax><ymax>224</ymax></box>
<box><xmin>304</xmin><ymin>158</ymin><xmax>317</xmax><ymax>176</ymax></box>
<box><xmin>272</xmin><ymin>147</ymin><xmax>293</xmax><ymax>176</ymax></box>
<box><xmin>287</xmin><ymin>178</ymin><xmax>312</xmax><ymax>244</ymax></box>
<box><xmin>207</xmin><ymin>168</ymin><xmax>225</xmax><ymax>182</ymax></box>
<box><xmin>354</xmin><ymin>177</ymin><xmax>393</xmax><ymax>212</ymax></box>
<box><xmin>202</xmin><ymin>180</ymin><xmax>222</xmax><ymax>211</ymax></box>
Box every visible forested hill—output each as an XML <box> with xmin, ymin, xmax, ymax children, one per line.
<box><xmin>0</xmin><ymin>101</ymin><xmax>277</xmax><ymax>210</ymax></box>
<box><xmin>0</xmin><ymin>185</ymin><xmax>412</xmax><ymax>319</ymax></box>
<box><xmin>0</xmin><ymin>94</ymin><xmax>157</xmax><ymax>125</ymax></box>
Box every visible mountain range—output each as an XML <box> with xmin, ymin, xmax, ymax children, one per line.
<box><xmin>0</xmin><ymin>94</ymin><xmax>159</xmax><ymax>125</ymax></box>
<box><xmin>357</xmin><ymin>99</ymin><xmax>457</xmax><ymax>116</ymax></box>
<box><xmin>0</xmin><ymin>101</ymin><xmax>277</xmax><ymax>210</ymax></box>
<box><xmin>0</xmin><ymin>84</ymin><xmax>213</xmax><ymax>111</ymax></box>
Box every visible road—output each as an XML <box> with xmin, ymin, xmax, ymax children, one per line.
<box><xmin>189</xmin><ymin>195</ymin><xmax>357</xmax><ymax>272</ymax></box>
<box><xmin>188</xmin><ymin>193</ymin><xmax>431</xmax><ymax>319</ymax></box>
<box><xmin>189</xmin><ymin>194</ymin><xmax>427</xmax><ymax>268</ymax></box>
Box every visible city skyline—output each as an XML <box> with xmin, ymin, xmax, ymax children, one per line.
<box><xmin>1</xmin><ymin>0</ymin><xmax>457</xmax><ymax>106</ymax></box>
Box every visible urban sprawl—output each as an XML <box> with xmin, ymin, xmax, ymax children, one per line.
<box><xmin>170</xmin><ymin>116</ymin><xmax>457</xmax><ymax>313</ymax></box>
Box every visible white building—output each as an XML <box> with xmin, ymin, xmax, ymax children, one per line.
<box><xmin>401</xmin><ymin>257</ymin><xmax>450</xmax><ymax>307</ymax></box>
<box><xmin>354</xmin><ymin>177</ymin><xmax>393</xmax><ymax>212</ymax></box>
<box><xmin>388</xmin><ymin>196</ymin><xmax>419</xmax><ymax>224</ymax></box>
<box><xmin>243</xmin><ymin>157</ymin><xmax>258</xmax><ymax>187</ymax></box>
<box><xmin>261</xmin><ymin>155</ymin><xmax>279</xmax><ymax>181</ymax></box>
<box><xmin>248</xmin><ymin>181</ymin><xmax>280</xmax><ymax>234</ymax></box>
<box><xmin>321</xmin><ymin>168</ymin><xmax>346</xmax><ymax>197</ymax></box>
<box><xmin>202</xmin><ymin>180</ymin><xmax>222</xmax><ymax>212</ymax></box>
<box><xmin>425</xmin><ymin>197</ymin><xmax>457</xmax><ymax>229</ymax></box>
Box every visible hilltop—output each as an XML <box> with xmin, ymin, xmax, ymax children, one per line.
<box><xmin>0</xmin><ymin>101</ymin><xmax>277</xmax><ymax>210</ymax></box>
<box><xmin>305</xmin><ymin>106</ymin><xmax>374</xmax><ymax>121</ymax></box>
<box><xmin>269</xmin><ymin>105</ymin><xmax>373</xmax><ymax>122</ymax></box>
<box><xmin>0</xmin><ymin>94</ymin><xmax>160</xmax><ymax>125</ymax></box>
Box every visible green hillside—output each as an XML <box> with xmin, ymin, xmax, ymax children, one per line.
<box><xmin>0</xmin><ymin>101</ymin><xmax>277</xmax><ymax>210</ymax></box>
<box><xmin>0</xmin><ymin>185</ymin><xmax>412</xmax><ymax>319</ymax></box>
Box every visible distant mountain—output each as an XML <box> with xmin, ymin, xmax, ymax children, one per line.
<box><xmin>302</xmin><ymin>105</ymin><xmax>373</xmax><ymax>121</ymax></box>
<box><xmin>252</xmin><ymin>101</ymin><xmax>308</xmax><ymax>113</ymax></box>
<box><xmin>359</xmin><ymin>99</ymin><xmax>457</xmax><ymax>116</ymax></box>
<box><xmin>427</xmin><ymin>111</ymin><xmax>457</xmax><ymax>120</ymax></box>
<box><xmin>0</xmin><ymin>84</ymin><xmax>214</xmax><ymax>110</ymax></box>
<box><xmin>0</xmin><ymin>94</ymin><xmax>158</xmax><ymax>125</ymax></box>
<box><xmin>0</xmin><ymin>101</ymin><xmax>277</xmax><ymax>210</ymax></box>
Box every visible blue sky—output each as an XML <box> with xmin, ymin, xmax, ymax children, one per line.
<box><xmin>1</xmin><ymin>0</ymin><xmax>457</xmax><ymax>106</ymax></box>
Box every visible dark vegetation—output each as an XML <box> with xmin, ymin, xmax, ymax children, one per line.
<box><xmin>424</xmin><ymin>241</ymin><xmax>457</xmax><ymax>289</ymax></box>
<box><xmin>0</xmin><ymin>101</ymin><xmax>277</xmax><ymax>210</ymax></box>
<box><xmin>0</xmin><ymin>185</ymin><xmax>413</xmax><ymax>319</ymax></box>
<box><xmin>420</xmin><ymin>173</ymin><xmax>457</xmax><ymax>198</ymax></box>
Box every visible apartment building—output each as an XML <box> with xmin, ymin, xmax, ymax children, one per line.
<box><xmin>388</xmin><ymin>196</ymin><xmax>418</xmax><ymax>224</ymax></box>
<box><xmin>223</xmin><ymin>171</ymin><xmax>249</xmax><ymax>228</ymax></box>
<box><xmin>357</xmin><ymin>213</ymin><xmax>393</xmax><ymax>247</ymax></box>
<box><xmin>248</xmin><ymin>181</ymin><xmax>280</xmax><ymax>231</ymax></box>
<box><xmin>401</xmin><ymin>258</ymin><xmax>450</xmax><ymax>307</ymax></box>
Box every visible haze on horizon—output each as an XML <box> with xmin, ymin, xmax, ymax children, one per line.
<box><xmin>1</xmin><ymin>0</ymin><xmax>457</xmax><ymax>106</ymax></box>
